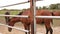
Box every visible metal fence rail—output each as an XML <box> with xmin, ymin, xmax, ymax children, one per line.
<box><xmin>36</xmin><ymin>16</ymin><xmax>60</xmax><ymax>18</ymax></box>
<box><xmin>0</xmin><ymin>15</ymin><xmax>29</xmax><ymax>32</ymax></box>
<box><xmin>0</xmin><ymin>23</ymin><xmax>29</xmax><ymax>32</ymax></box>
<box><xmin>0</xmin><ymin>15</ymin><xmax>28</xmax><ymax>18</ymax></box>
<box><xmin>0</xmin><ymin>1</ymin><xmax>29</xmax><ymax>8</ymax></box>
<box><xmin>0</xmin><ymin>0</ymin><xmax>41</xmax><ymax>8</ymax></box>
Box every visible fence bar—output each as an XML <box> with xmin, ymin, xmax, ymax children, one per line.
<box><xmin>0</xmin><ymin>0</ymin><xmax>42</xmax><ymax>8</ymax></box>
<box><xmin>33</xmin><ymin>0</ymin><xmax>36</xmax><ymax>34</ymax></box>
<box><xmin>0</xmin><ymin>23</ymin><xmax>29</xmax><ymax>32</ymax></box>
<box><xmin>37</xmin><ymin>0</ymin><xmax>43</xmax><ymax>1</ymax></box>
<box><xmin>36</xmin><ymin>16</ymin><xmax>60</xmax><ymax>18</ymax></box>
<box><xmin>0</xmin><ymin>15</ymin><xmax>28</xmax><ymax>18</ymax></box>
<box><xmin>0</xmin><ymin>1</ymin><xmax>29</xmax><ymax>8</ymax></box>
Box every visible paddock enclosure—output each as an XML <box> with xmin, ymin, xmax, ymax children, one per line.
<box><xmin>0</xmin><ymin>0</ymin><xmax>60</xmax><ymax>34</ymax></box>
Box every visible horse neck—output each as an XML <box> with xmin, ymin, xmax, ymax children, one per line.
<box><xmin>18</xmin><ymin>12</ymin><xmax>23</xmax><ymax>15</ymax></box>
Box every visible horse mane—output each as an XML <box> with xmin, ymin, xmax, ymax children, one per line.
<box><xmin>10</xmin><ymin>12</ymin><xmax>23</xmax><ymax>20</ymax></box>
<box><xmin>18</xmin><ymin>12</ymin><xmax>23</xmax><ymax>15</ymax></box>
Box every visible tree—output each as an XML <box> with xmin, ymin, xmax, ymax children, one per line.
<box><xmin>36</xmin><ymin>7</ymin><xmax>38</xmax><ymax>10</ymax></box>
<box><xmin>57</xmin><ymin>3</ymin><xmax>60</xmax><ymax>9</ymax></box>
<box><xmin>49</xmin><ymin>4</ymin><xmax>56</xmax><ymax>9</ymax></box>
<box><xmin>39</xmin><ymin>7</ymin><xmax>42</xmax><ymax>9</ymax></box>
<box><xmin>2</xmin><ymin>8</ymin><xmax>7</xmax><ymax>10</ymax></box>
<box><xmin>22</xmin><ymin>9</ymin><xmax>26</xmax><ymax>11</ymax></box>
<box><xmin>42</xmin><ymin>6</ymin><xmax>47</xmax><ymax>9</ymax></box>
<box><xmin>49</xmin><ymin>3</ymin><xmax>60</xmax><ymax>9</ymax></box>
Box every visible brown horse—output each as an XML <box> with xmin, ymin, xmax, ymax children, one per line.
<box><xmin>5</xmin><ymin>9</ymin><xmax>53</xmax><ymax>34</ymax></box>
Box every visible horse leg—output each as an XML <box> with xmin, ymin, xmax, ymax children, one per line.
<box><xmin>31</xmin><ymin>22</ymin><xmax>34</xmax><ymax>34</ymax></box>
<box><xmin>24</xmin><ymin>24</ymin><xmax>28</xmax><ymax>34</ymax></box>
<box><xmin>27</xmin><ymin>24</ymin><xmax>30</xmax><ymax>34</ymax></box>
<box><xmin>45</xmin><ymin>24</ymin><xmax>53</xmax><ymax>34</ymax></box>
<box><xmin>44</xmin><ymin>19</ymin><xmax>53</xmax><ymax>34</ymax></box>
<box><xmin>45</xmin><ymin>26</ymin><xmax>50</xmax><ymax>34</ymax></box>
<box><xmin>50</xmin><ymin>27</ymin><xmax>53</xmax><ymax>34</ymax></box>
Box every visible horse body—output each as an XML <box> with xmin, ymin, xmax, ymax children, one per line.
<box><xmin>6</xmin><ymin>9</ymin><xmax>53</xmax><ymax>34</ymax></box>
<box><xmin>36</xmin><ymin>10</ymin><xmax>52</xmax><ymax>24</ymax></box>
<box><xmin>20</xmin><ymin>9</ymin><xmax>52</xmax><ymax>24</ymax></box>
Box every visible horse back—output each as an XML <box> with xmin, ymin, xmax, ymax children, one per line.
<box><xmin>52</xmin><ymin>11</ymin><xmax>60</xmax><ymax>16</ymax></box>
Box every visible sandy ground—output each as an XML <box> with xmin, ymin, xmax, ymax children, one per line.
<box><xmin>0</xmin><ymin>23</ymin><xmax>60</xmax><ymax>34</ymax></box>
<box><xmin>0</xmin><ymin>18</ymin><xmax>60</xmax><ymax>34</ymax></box>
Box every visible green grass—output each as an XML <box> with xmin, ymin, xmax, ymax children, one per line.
<box><xmin>0</xmin><ymin>10</ymin><xmax>21</xmax><ymax>15</ymax></box>
<box><xmin>10</xmin><ymin>11</ymin><xmax>19</xmax><ymax>15</ymax></box>
<box><xmin>0</xmin><ymin>11</ymin><xmax>5</xmax><ymax>14</ymax></box>
<box><xmin>0</xmin><ymin>10</ymin><xmax>22</xmax><ymax>18</ymax></box>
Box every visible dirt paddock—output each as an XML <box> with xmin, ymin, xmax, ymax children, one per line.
<box><xmin>0</xmin><ymin>23</ymin><xmax>60</xmax><ymax>34</ymax></box>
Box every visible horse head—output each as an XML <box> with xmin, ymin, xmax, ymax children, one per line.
<box><xmin>5</xmin><ymin>12</ymin><xmax>10</xmax><ymax>24</ymax></box>
<box><xmin>8</xmin><ymin>12</ymin><xmax>23</xmax><ymax>32</ymax></box>
<box><xmin>8</xmin><ymin>19</ymin><xmax>14</xmax><ymax>32</ymax></box>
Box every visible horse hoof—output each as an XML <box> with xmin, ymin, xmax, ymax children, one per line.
<box><xmin>8</xmin><ymin>28</ymin><xmax>12</xmax><ymax>32</ymax></box>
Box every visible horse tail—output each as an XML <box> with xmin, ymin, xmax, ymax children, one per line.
<box><xmin>51</xmin><ymin>19</ymin><xmax>53</xmax><ymax>25</ymax></box>
<box><xmin>51</xmin><ymin>12</ymin><xmax>54</xmax><ymax>16</ymax></box>
<box><xmin>5</xmin><ymin>12</ymin><xmax>10</xmax><ymax>24</ymax></box>
<box><xmin>51</xmin><ymin>12</ymin><xmax>54</xmax><ymax>25</ymax></box>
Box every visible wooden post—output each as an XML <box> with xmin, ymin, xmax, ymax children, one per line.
<box><xmin>29</xmin><ymin>0</ymin><xmax>36</xmax><ymax>34</ymax></box>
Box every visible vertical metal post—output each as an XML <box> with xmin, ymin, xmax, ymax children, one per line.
<box><xmin>30</xmin><ymin>0</ymin><xmax>36</xmax><ymax>34</ymax></box>
<box><xmin>33</xmin><ymin>0</ymin><xmax>36</xmax><ymax>34</ymax></box>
